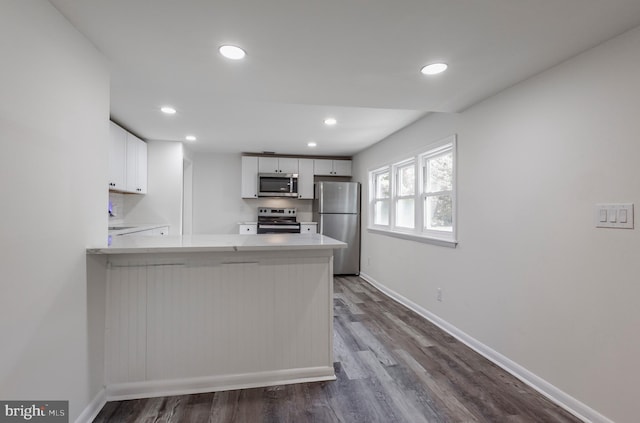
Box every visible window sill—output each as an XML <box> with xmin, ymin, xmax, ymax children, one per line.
<box><xmin>367</xmin><ymin>227</ymin><xmax>458</xmax><ymax>248</ymax></box>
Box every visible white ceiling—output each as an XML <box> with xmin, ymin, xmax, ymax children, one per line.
<box><xmin>50</xmin><ymin>0</ymin><xmax>640</xmax><ymax>156</ymax></box>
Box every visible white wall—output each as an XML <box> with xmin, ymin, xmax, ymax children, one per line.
<box><xmin>192</xmin><ymin>153</ymin><xmax>313</xmax><ymax>234</ymax></box>
<box><xmin>354</xmin><ymin>26</ymin><xmax>640</xmax><ymax>423</ymax></box>
<box><xmin>124</xmin><ymin>141</ymin><xmax>184</xmax><ymax>235</ymax></box>
<box><xmin>0</xmin><ymin>1</ymin><xmax>109</xmax><ymax>421</ymax></box>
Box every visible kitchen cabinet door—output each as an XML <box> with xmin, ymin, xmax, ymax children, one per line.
<box><xmin>313</xmin><ymin>159</ymin><xmax>352</xmax><ymax>176</ymax></box>
<box><xmin>125</xmin><ymin>133</ymin><xmax>147</xmax><ymax>193</ymax></box>
<box><xmin>297</xmin><ymin>158</ymin><xmax>314</xmax><ymax>199</ymax></box>
<box><xmin>238</xmin><ymin>224</ymin><xmax>257</xmax><ymax>234</ymax></box>
<box><xmin>136</xmin><ymin>139</ymin><xmax>147</xmax><ymax>193</ymax></box>
<box><xmin>313</xmin><ymin>159</ymin><xmax>334</xmax><ymax>176</ymax></box>
<box><xmin>278</xmin><ymin>158</ymin><xmax>299</xmax><ymax>174</ymax></box>
<box><xmin>241</xmin><ymin>156</ymin><xmax>259</xmax><ymax>198</ymax></box>
<box><xmin>258</xmin><ymin>157</ymin><xmax>279</xmax><ymax>173</ymax></box>
<box><xmin>151</xmin><ymin>226</ymin><xmax>169</xmax><ymax>236</ymax></box>
<box><xmin>258</xmin><ymin>157</ymin><xmax>298</xmax><ymax>174</ymax></box>
<box><xmin>300</xmin><ymin>223</ymin><xmax>317</xmax><ymax>233</ymax></box>
<box><xmin>333</xmin><ymin>160</ymin><xmax>352</xmax><ymax>176</ymax></box>
<box><xmin>108</xmin><ymin>122</ymin><xmax>127</xmax><ymax>190</ymax></box>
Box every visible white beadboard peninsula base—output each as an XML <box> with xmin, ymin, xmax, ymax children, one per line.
<box><xmin>100</xmin><ymin>248</ymin><xmax>336</xmax><ymax>401</ymax></box>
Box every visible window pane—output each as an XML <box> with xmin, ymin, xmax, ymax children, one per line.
<box><xmin>375</xmin><ymin>172</ymin><xmax>390</xmax><ymax>199</ymax></box>
<box><xmin>396</xmin><ymin>198</ymin><xmax>415</xmax><ymax>228</ymax></box>
<box><xmin>397</xmin><ymin>165</ymin><xmax>415</xmax><ymax>196</ymax></box>
<box><xmin>425</xmin><ymin>195</ymin><xmax>452</xmax><ymax>231</ymax></box>
<box><xmin>374</xmin><ymin>201</ymin><xmax>389</xmax><ymax>225</ymax></box>
<box><xmin>426</xmin><ymin>152</ymin><xmax>452</xmax><ymax>193</ymax></box>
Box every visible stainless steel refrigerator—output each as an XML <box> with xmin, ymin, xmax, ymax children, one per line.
<box><xmin>313</xmin><ymin>181</ymin><xmax>360</xmax><ymax>275</ymax></box>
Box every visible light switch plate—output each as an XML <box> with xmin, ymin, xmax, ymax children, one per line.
<box><xmin>594</xmin><ymin>203</ymin><xmax>634</xmax><ymax>229</ymax></box>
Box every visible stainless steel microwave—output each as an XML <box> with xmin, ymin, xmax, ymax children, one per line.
<box><xmin>258</xmin><ymin>173</ymin><xmax>299</xmax><ymax>197</ymax></box>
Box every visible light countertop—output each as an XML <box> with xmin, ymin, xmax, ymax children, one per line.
<box><xmin>88</xmin><ymin>233</ymin><xmax>346</xmax><ymax>255</ymax></box>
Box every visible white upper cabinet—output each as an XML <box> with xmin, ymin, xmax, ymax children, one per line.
<box><xmin>108</xmin><ymin>122</ymin><xmax>127</xmax><ymax>190</ymax></box>
<box><xmin>333</xmin><ymin>159</ymin><xmax>352</xmax><ymax>176</ymax></box>
<box><xmin>313</xmin><ymin>159</ymin><xmax>352</xmax><ymax>176</ymax></box>
<box><xmin>109</xmin><ymin>122</ymin><xmax>147</xmax><ymax>194</ymax></box>
<box><xmin>241</xmin><ymin>155</ymin><xmax>351</xmax><ymax>199</ymax></box>
<box><xmin>135</xmin><ymin>137</ymin><xmax>147</xmax><ymax>193</ymax></box>
<box><xmin>125</xmin><ymin>133</ymin><xmax>147</xmax><ymax>194</ymax></box>
<box><xmin>258</xmin><ymin>157</ymin><xmax>299</xmax><ymax>174</ymax></box>
<box><xmin>297</xmin><ymin>158</ymin><xmax>314</xmax><ymax>199</ymax></box>
<box><xmin>241</xmin><ymin>156</ymin><xmax>259</xmax><ymax>198</ymax></box>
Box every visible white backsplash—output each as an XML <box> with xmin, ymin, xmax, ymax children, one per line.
<box><xmin>108</xmin><ymin>192</ymin><xmax>125</xmax><ymax>225</ymax></box>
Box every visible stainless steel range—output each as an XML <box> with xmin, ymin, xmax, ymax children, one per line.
<box><xmin>257</xmin><ymin>208</ymin><xmax>300</xmax><ymax>234</ymax></box>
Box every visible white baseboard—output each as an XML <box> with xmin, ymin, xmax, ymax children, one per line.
<box><xmin>358</xmin><ymin>272</ymin><xmax>613</xmax><ymax>423</ymax></box>
<box><xmin>75</xmin><ymin>388</ymin><xmax>107</xmax><ymax>423</ymax></box>
<box><xmin>106</xmin><ymin>366</ymin><xmax>336</xmax><ymax>402</ymax></box>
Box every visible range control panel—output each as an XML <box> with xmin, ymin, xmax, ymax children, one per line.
<box><xmin>258</xmin><ymin>208</ymin><xmax>297</xmax><ymax>217</ymax></box>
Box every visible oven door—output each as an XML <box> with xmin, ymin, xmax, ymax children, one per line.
<box><xmin>258</xmin><ymin>173</ymin><xmax>298</xmax><ymax>197</ymax></box>
<box><xmin>257</xmin><ymin>223</ymin><xmax>301</xmax><ymax>234</ymax></box>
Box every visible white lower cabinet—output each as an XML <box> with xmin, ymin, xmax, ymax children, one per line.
<box><xmin>300</xmin><ymin>223</ymin><xmax>318</xmax><ymax>233</ymax></box>
<box><xmin>239</xmin><ymin>224</ymin><xmax>257</xmax><ymax>234</ymax></box>
<box><xmin>151</xmin><ymin>226</ymin><xmax>169</xmax><ymax>236</ymax></box>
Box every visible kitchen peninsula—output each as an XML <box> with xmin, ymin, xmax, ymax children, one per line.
<box><xmin>87</xmin><ymin>233</ymin><xmax>346</xmax><ymax>400</ymax></box>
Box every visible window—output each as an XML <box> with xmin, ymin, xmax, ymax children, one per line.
<box><xmin>371</xmin><ymin>167</ymin><xmax>390</xmax><ymax>226</ymax></box>
<box><xmin>368</xmin><ymin>135</ymin><xmax>456</xmax><ymax>247</ymax></box>
<box><xmin>422</xmin><ymin>145</ymin><xmax>453</xmax><ymax>234</ymax></box>
<box><xmin>394</xmin><ymin>160</ymin><xmax>416</xmax><ymax>229</ymax></box>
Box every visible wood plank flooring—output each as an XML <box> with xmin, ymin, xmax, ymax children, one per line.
<box><xmin>93</xmin><ymin>276</ymin><xmax>582</xmax><ymax>423</ymax></box>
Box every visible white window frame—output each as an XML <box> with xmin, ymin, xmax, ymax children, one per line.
<box><xmin>420</xmin><ymin>142</ymin><xmax>456</xmax><ymax>240</ymax></box>
<box><xmin>367</xmin><ymin>135</ymin><xmax>457</xmax><ymax>248</ymax></box>
<box><xmin>370</xmin><ymin>166</ymin><xmax>391</xmax><ymax>229</ymax></box>
<box><xmin>391</xmin><ymin>158</ymin><xmax>417</xmax><ymax>231</ymax></box>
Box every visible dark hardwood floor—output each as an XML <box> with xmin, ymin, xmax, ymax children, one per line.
<box><xmin>94</xmin><ymin>276</ymin><xmax>582</xmax><ymax>423</ymax></box>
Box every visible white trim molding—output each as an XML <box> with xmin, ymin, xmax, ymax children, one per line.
<box><xmin>106</xmin><ymin>367</ymin><xmax>336</xmax><ymax>402</ymax></box>
<box><xmin>359</xmin><ymin>272</ymin><xmax>614</xmax><ymax>423</ymax></box>
<box><xmin>75</xmin><ymin>388</ymin><xmax>107</xmax><ymax>423</ymax></box>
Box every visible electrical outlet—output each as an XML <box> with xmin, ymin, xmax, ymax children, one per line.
<box><xmin>437</xmin><ymin>288</ymin><xmax>442</xmax><ymax>302</ymax></box>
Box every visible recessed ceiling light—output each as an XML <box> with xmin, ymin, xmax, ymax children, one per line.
<box><xmin>307</xmin><ymin>141</ymin><xmax>317</xmax><ymax>148</ymax></box>
<box><xmin>160</xmin><ymin>106</ymin><xmax>176</xmax><ymax>114</ymax></box>
<box><xmin>420</xmin><ymin>63</ymin><xmax>448</xmax><ymax>75</ymax></box>
<box><xmin>324</xmin><ymin>118</ymin><xmax>337</xmax><ymax>126</ymax></box>
<box><xmin>185</xmin><ymin>135</ymin><xmax>197</xmax><ymax>142</ymax></box>
<box><xmin>219</xmin><ymin>45</ymin><xmax>246</xmax><ymax>60</ymax></box>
